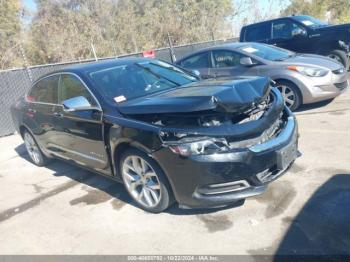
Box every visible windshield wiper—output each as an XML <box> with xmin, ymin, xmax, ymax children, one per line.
<box><xmin>274</xmin><ymin>54</ymin><xmax>296</xmax><ymax>61</ymax></box>
<box><xmin>147</xmin><ymin>62</ymin><xmax>198</xmax><ymax>81</ymax></box>
<box><xmin>134</xmin><ymin>64</ymin><xmax>181</xmax><ymax>87</ymax></box>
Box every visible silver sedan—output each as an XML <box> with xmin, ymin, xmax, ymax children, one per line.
<box><xmin>176</xmin><ymin>42</ymin><xmax>348</xmax><ymax>110</ymax></box>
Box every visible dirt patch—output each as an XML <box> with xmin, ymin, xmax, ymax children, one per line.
<box><xmin>70</xmin><ymin>188</ymin><xmax>113</xmax><ymax>206</ymax></box>
<box><xmin>288</xmin><ymin>163</ymin><xmax>305</xmax><ymax>174</ymax></box>
<box><xmin>329</xmin><ymin>111</ymin><xmax>346</xmax><ymax>115</ymax></box>
<box><xmin>0</xmin><ymin>172</ymin><xmax>93</xmax><ymax>223</ymax></box>
<box><xmin>111</xmin><ymin>198</ymin><xmax>126</xmax><ymax>210</ymax></box>
<box><xmin>248</xmin><ymin>245</ymin><xmax>275</xmax><ymax>256</ymax></box>
<box><xmin>282</xmin><ymin>216</ymin><xmax>295</xmax><ymax>225</ymax></box>
<box><xmin>308</xmin><ymin>168</ymin><xmax>350</xmax><ymax>178</ymax></box>
<box><xmin>32</xmin><ymin>184</ymin><xmax>44</xmax><ymax>194</ymax></box>
<box><xmin>255</xmin><ymin>181</ymin><xmax>296</xmax><ymax>218</ymax></box>
<box><xmin>197</xmin><ymin>214</ymin><xmax>233</xmax><ymax>233</ymax></box>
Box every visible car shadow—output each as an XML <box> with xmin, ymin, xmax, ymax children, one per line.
<box><xmin>15</xmin><ymin>143</ymin><xmax>137</xmax><ymax>209</ymax></box>
<box><xmin>274</xmin><ymin>173</ymin><xmax>350</xmax><ymax>259</ymax></box>
<box><xmin>294</xmin><ymin>99</ymin><xmax>334</xmax><ymax>113</ymax></box>
<box><xmin>14</xmin><ymin>142</ymin><xmax>27</xmax><ymax>156</ymax></box>
<box><xmin>166</xmin><ymin>199</ymin><xmax>245</xmax><ymax>216</ymax></box>
<box><xmin>14</xmin><ymin>143</ymin><xmax>244</xmax><ymax>215</ymax></box>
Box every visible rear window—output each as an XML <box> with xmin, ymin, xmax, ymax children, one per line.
<box><xmin>28</xmin><ymin>75</ymin><xmax>59</xmax><ymax>104</ymax></box>
<box><xmin>179</xmin><ymin>52</ymin><xmax>210</xmax><ymax>69</ymax></box>
<box><xmin>244</xmin><ymin>23</ymin><xmax>271</xmax><ymax>42</ymax></box>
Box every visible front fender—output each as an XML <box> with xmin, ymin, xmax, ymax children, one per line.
<box><xmin>104</xmin><ymin>114</ymin><xmax>163</xmax><ymax>178</ymax></box>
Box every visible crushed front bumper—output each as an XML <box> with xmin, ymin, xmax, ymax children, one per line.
<box><xmin>152</xmin><ymin>107</ymin><xmax>299</xmax><ymax>209</ymax></box>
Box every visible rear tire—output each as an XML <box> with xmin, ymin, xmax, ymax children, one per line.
<box><xmin>275</xmin><ymin>80</ymin><xmax>302</xmax><ymax>111</ymax></box>
<box><xmin>23</xmin><ymin>130</ymin><xmax>50</xmax><ymax>166</ymax></box>
<box><xmin>119</xmin><ymin>148</ymin><xmax>175</xmax><ymax>213</ymax></box>
<box><xmin>328</xmin><ymin>50</ymin><xmax>349</xmax><ymax>69</ymax></box>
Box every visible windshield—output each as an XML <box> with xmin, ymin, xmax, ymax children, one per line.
<box><xmin>293</xmin><ymin>15</ymin><xmax>329</xmax><ymax>28</ymax></box>
<box><xmin>88</xmin><ymin>60</ymin><xmax>197</xmax><ymax>102</ymax></box>
<box><xmin>238</xmin><ymin>43</ymin><xmax>295</xmax><ymax>61</ymax></box>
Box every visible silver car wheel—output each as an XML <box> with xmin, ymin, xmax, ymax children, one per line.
<box><xmin>122</xmin><ymin>155</ymin><xmax>161</xmax><ymax>208</ymax></box>
<box><xmin>24</xmin><ymin>132</ymin><xmax>41</xmax><ymax>164</ymax></box>
<box><xmin>278</xmin><ymin>85</ymin><xmax>295</xmax><ymax>108</ymax></box>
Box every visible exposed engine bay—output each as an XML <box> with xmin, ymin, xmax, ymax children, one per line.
<box><xmin>141</xmin><ymin>93</ymin><xmax>272</xmax><ymax>128</ymax></box>
<box><xmin>119</xmin><ymin>77</ymin><xmax>287</xmax><ymax>150</ymax></box>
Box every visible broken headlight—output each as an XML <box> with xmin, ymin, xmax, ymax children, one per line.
<box><xmin>167</xmin><ymin>138</ymin><xmax>230</xmax><ymax>157</ymax></box>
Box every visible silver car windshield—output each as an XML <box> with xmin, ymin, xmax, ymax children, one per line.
<box><xmin>238</xmin><ymin>43</ymin><xmax>296</xmax><ymax>61</ymax></box>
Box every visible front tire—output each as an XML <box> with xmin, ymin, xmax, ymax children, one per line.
<box><xmin>328</xmin><ymin>50</ymin><xmax>349</xmax><ymax>69</ymax></box>
<box><xmin>119</xmin><ymin>148</ymin><xmax>175</xmax><ymax>213</ymax></box>
<box><xmin>23</xmin><ymin>130</ymin><xmax>50</xmax><ymax>166</ymax></box>
<box><xmin>275</xmin><ymin>80</ymin><xmax>302</xmax><ymax>111</ymax></box>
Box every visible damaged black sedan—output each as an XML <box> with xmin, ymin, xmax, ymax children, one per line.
<box><xmin>11</xmin><ymin>58</ymin><xmax>299</xmax><ymax>213</ymax></box>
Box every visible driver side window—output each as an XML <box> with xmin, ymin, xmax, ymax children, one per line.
<box><xmin>212</xmin><ymin>50</ymin><xmax>243</xmax><ymax>68</ymax></box>
<box><xmin>272</xmin><ymin>20</ymin><xmax>306</xmax><ymax>39</ymax></box>
<box><xmin>58</xmin><ymin>74</ymin><xmax>97</xmax><ymax>106</ymax></box>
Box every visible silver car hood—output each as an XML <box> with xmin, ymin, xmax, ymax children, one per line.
<box><xmin>277</xmin><ymin>54</ymin><xmax>343</xmax><ymax>71</ymax></box>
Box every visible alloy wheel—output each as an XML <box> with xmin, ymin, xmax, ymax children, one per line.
<box><xmin>277</xmin><ymin>85</ymin><xmax>295</xmax><ymax>108</ymax></box>
<box><xmin>24</xmin><ymin>132</ymin><xmax>41</xmax><ymax>164</ymax></box>
<box><xmin>122</xmin><ymin>155</ymin><xmax>161</xmax><ymax>208</ymax></box>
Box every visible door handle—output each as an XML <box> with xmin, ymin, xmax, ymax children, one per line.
<box><xmin>53</xmin><ymin>112</ymin><xmax>63</xmax><ymax>118</ymax></box>
<box><xmin>28</xmin><ymin>108</ymin><xmax>36</xmax><ymax>113</ymax></box>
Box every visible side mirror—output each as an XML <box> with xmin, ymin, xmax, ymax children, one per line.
<box><xmin>62</xmin><ymin>96</ymin><xmax>99</xmax><ymax>112</ymax></box>
<box><xmin>292</xmin><ymin>29</ymin><xmax>307</xmax><ymax>38</ymax></box>
<box><xmin>191</xmin><ymin>70</ymin><xmax>201</xmax><ymax>77</ymax></box>
<box><xmin>240</xmin><ymin>57</ymin><xmax>256</xmax><ymax>66</ymax></box>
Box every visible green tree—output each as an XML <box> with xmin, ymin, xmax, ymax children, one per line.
<box><xmin>26</xmin><ymin>0</ymin><xmax>235</xmax><ymax>65</ymax></box>
<box><xmin>282</xmin><ymin>0</ymin><xmax>350</xmax><ymax>23</ymax></box>
<box><xmin>0</xmin><ymin>0</ymin><xmax>22</xmax><ymax>70</ymax></box>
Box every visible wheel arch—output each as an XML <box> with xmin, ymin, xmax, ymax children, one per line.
<box><xmin>272</xmin><ymin>78</ymin><xmax>304</xmax><ymax>104</ymax></box>
<box><xmin>111</xmin><ymin>139</ymin><xmax>156</xmax><ymax>179</ymax></box>
<box><xmin>19</xmin><ymin>124</ymin><xmax>33</xmax><ymax>139</ymax></box>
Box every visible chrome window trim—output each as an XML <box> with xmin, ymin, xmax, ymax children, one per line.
<box><xmin>26</xmin><ymin>72</ymin><xmax>102</xmax><ymax>111</ymax></box>
<box><xmin>47</xmin><ymin>144</ymin><xmax>106</xmax><ymax>164</ymax></box>
<box><xmin>26</xmin><ymin>74</ymin><xmax>60</xmax><ymax>105</ymax></box>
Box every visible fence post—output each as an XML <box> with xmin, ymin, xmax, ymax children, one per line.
<box><xmin>91</xmin><ymin>42</ymin><xmax>98</xmax><ymax>61</ymax></box>
<box><xmin>167</xmin><ymin>33</ymin><xmax>176</xmax><ymax>63</ymax></box>
<box><xmin>112</xmin><ymin>42</ymin><xmax>118</xmax><ymax>58</ymax></box>
<box><xmin>19</xmin><ymin>43</ymin><xmax>33</xmax><ymax>83</ymax></box>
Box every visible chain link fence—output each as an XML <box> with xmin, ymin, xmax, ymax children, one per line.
<box><xmin>0</xmin><ymin>38</ymin><xmax>237</xmax><ymax>137</ymax></box>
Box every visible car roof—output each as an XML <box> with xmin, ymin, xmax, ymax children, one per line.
<box><xmin>176</xmin><ymin>42</ymin><xmax>259</xmax><ymax>62</ymax></box>
<box><xmin>241</xmin><ymin>15</ymin><xmax>306</xmax><ymax>28</ymax></box>
<box><xmin>37</xmin><ymin>57</ymin><xmax>151</xmax><ymax>80</ymax></box>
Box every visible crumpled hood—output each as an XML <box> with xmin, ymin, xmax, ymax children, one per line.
<box><xmin>117</xmin><ymin>76</ymin><xmax>271</xmax><ymax>115</ymax></box>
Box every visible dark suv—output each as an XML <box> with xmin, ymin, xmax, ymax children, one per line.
<box><xmin>240</xmin><ymin>15</ymin><xmax>350</xmax><ymax>68</ymax></box>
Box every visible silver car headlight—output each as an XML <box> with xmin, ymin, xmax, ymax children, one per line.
<box><xmin>167</xmin><ymin>137</ymin><xmax>230</xmax><ymax>157</ymax></box>
<box><xmin>287</xmin><ymin>65</ymin><xmax>329</xmax><ymax>77</ymax></box>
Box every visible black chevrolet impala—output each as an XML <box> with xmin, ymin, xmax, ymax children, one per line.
<box><xmin>11</xmin><ymin>58</ymin><xmax>299</xmax><ymax>213</ymax></box>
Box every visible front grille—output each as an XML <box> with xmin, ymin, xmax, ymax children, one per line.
<box><xmin>335</xmin><ymin>81</ymin><xmax>348</xmax><ymax>91</ymax></box>
<box><xmin>228</xmin><ymin>112</ymin><xmax>284</xmax><ymax>149</ymax></box>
